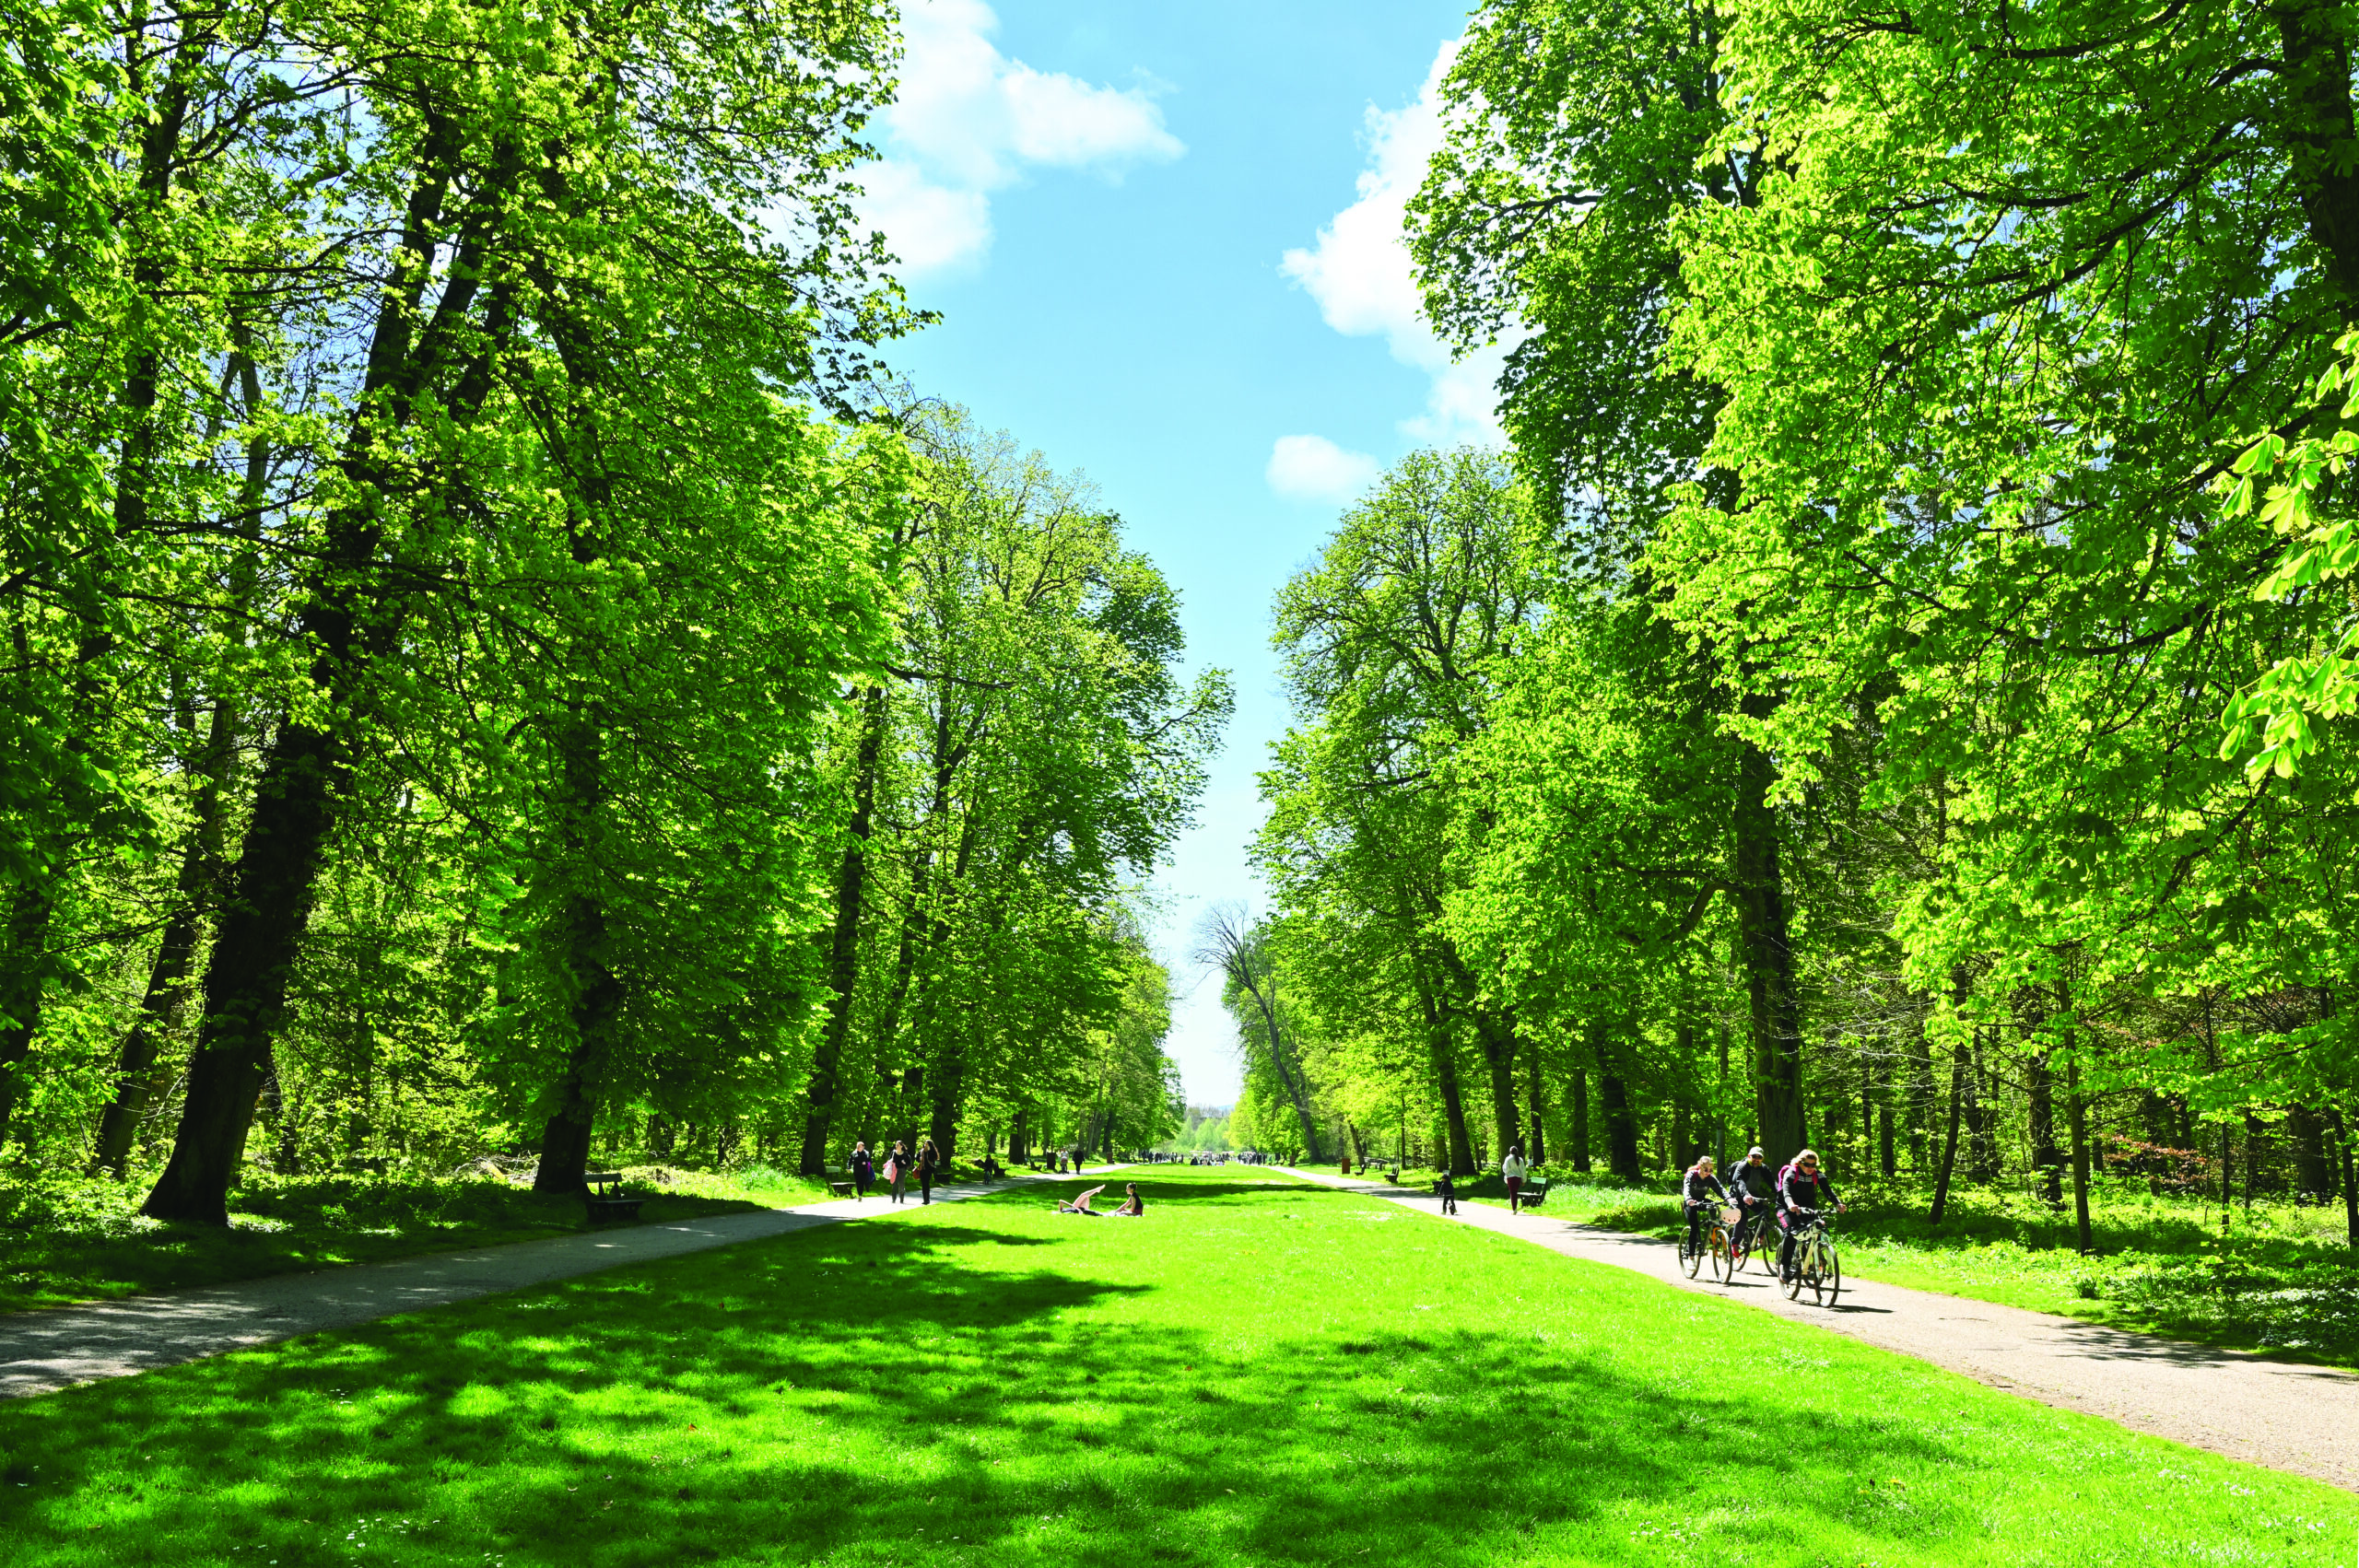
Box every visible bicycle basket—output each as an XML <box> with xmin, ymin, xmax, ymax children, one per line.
<box><xmin>1719</xmin><ymin>1206</ymin><xmax>1741</xmax><ymax>1225</ymax></box>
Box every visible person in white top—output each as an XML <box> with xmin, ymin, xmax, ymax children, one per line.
<box><xmin>1501</xmin><ymin>1144</ymin><xmax>1531</xmax><ymax>1211</ymax></box>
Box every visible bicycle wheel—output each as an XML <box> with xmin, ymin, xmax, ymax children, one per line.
<box><xmin>1681</xmin><ymin>1227</ymin><xmax>1703</xmax><ymax>1278</ymax></box>
<box><xmin>1819</xmin><ymin>1242</ymin><xmax>1840</xmax><ymax>1306</ymax></box>
<box><xmin>1708</xmin><ymin>1227</ymin><xmax>1731</xmax><ymax>1282</ymax></box>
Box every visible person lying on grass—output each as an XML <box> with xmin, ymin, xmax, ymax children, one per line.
<box><xmin>1059</xmin><ymin>1186</ymin><xmax>1108</xmax><ymax>1215</ymax></box>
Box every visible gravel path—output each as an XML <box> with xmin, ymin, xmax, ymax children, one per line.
<box><xmin>0</xmin><ymin>1168</ymin><xmax>1115</xmax><ymax>1400</ymax></box>
<box><xmin>1285</xmin><ymin>1167</ymin><xmax>2359</xmax><ymax>1491</ymax></box>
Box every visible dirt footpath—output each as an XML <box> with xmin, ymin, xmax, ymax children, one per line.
<box><xmin>1290</xmin><ymin>1168</ymin><xmax>2359</xmax><ymax>1492</ymax></box>
<box><xmin>0</xmin><ymin>1171</ymin><xmax>1100</xmax><ymax>1400</ymax></box>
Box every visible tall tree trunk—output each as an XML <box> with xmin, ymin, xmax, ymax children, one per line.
<box><xmin>1568</xmin><ymin>1058</ymin><xmax>1591</xmax><ymax>1173</ymax></box>
<box><xmin>928</xmin><ymin>1046</ymin><xmax>964</xmax><ymax>1160</ymax></box>
<box><xmin>95</xmin><ymin>335</ymin><xmax>271</xmax><ymax>1177</ymax></box>
<box><xmin>801</xmin><ymin>684</ymin><xmax>890</xmax><ymax>1175</ymax></box>
<box><xmin>1964</xmin><ymin>1032</ymin><xmax>1997</xmax><ymax>1184</ymax></box>
<box><xmin>1732</xmin><ymin>727</ymin><xmax>1805</xmax><ymax>1164</ymax></box>
<box><xmin>145</xmin><ymin>121</ymin><xmax>511</xmax><ymax>1223</ymax></box>
<box><xmin>1474</xmin><ymin>1007</ymin><xmax>1520</xmax><ymax>1163</ymax></box>
<box><xmin>1526</xmin><ymin>1035</ymin><xmax>1547</xmax><ymax>1164</ymax></box>
<box><xmin>2332</xmin><ymin>1107</ymin><xmax>2359</xmax><ymax>1246</ymax></box>
<box><xmin>1905</xmin><ymin>1018</ymin><xmax>1935</xmax><ymax>1171</ymax></box>
<box><xmin>2066</xmin><ymin>1049</ymin><xmax>2095</xmax><ymax>1254</ymax></box>
<box><xmin>1872</xmin><ymin>1048</ymin><xmax>1895</xmax><ymax>1176</ymax></box>
<box><xmin>2027</xmin><ymin>1049</ymin><xmax>2062</xmax><ymax>1205</ymax></box>
<box><xmin>0</xmin><ymin>885</ymin><xmax>58</xmax><ymax>1148</ymax></box>
<box><xmin>1411</xmin><ymin>959</ymin><xmax>1473</xmax><ymax>1174</ymax></box>
<box><xmin>1715</xmin><ymin>1024</ymin><xmax>1731</xmax><ymax>1170</ymax></box>
<box><xmin>1600</xmin><ymin>1069</ymin><xmax>1642</xmax><ymax>1180</ymax></box>
<box><xmin>1929</xmin><ymin>1030</ymin><xmax>1970</xmax><ymax>1227</ymax></box>
<box><xmin>534</xmin><ymin>720</ymin><xmax>622</xmax><ymax>1197</ymax></box>
<box><xmin>90</xmin><ymin>713</ymin><xmax>229</xmax><ymax>1176</ymax></box>
<box><xmin>2293</xmin><ymin>1106</ymin><xmax>2333</xmax><ymax>1203</ymax></box>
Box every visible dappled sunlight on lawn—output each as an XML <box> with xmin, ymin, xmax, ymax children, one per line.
<box><xmin>0</xmin><ymin>1167</ymin><xmax>2346</xmax><ymax>1566</ymax></box>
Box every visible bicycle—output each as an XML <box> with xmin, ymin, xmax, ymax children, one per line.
<box><xmin>1780</xmin><ymin>1209</ymin><xmax>1841</xmax><ymax>1306</ymax></box>
<box><xmin>1680</xmin><ymin>1202</ymin><xmax>1738</xmax><ymax>1282</ymax></box>
<box><xmin>1729</xmin><ymin>1201</ymin><xmax>1777</xmax><ymax>1275</ymax></box>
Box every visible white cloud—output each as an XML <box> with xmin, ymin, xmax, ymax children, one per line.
<box><xmin>1280</xmin><ymin>39</ymin><xmax>1513</xmax><ymax>446</ymax></box>
<box><xmin>855</xmin><ymin>0</ymin><xmax>1183</xmax><ymax>278</ymax></box>
<box><xmin>853</xmin><ymin>161</ymin><xmax>992</xmax><ymax>276</ymax></box>
<box><xmin>1267</xmin><ymin>435</ymin><xmax>1382</xmax><ymax>504</ymax></box>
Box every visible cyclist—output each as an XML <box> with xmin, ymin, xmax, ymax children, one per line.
<box><xmin>1680</xmin><ymin>1154</ymin><xmax>1730</xmax><ymax>1258</ymax></box>
<box><xmin>1727</xmin><ymin>1145</ymin><xmax>1776</xmax><ymax>1257</ymax></box>
<box><xmin>1776</xmin><ymin>1147</ymin><xmax>1843</xmax><ymax>1281</ymax></box>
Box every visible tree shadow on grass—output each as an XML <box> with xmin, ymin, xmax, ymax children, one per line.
<box><xmin>0</xmin><ymin>1174</ymin><xmax>770</xmax><ymax>1316</ymax></box>
<box><xmin>0</xmin><ymin>1208</ymin><xmax>2329</xmax><ymax>1568</ymax></box>
<box><xmin>968</xmin><ymin>1180</ymin><xmax>1324</xmax><ymax>1210</ymax></box>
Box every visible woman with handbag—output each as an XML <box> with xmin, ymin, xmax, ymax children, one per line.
<box><xmin>884</xmin><ymin>1140</ymin><xmax>910</xmax><ymax>1204</ymax></box>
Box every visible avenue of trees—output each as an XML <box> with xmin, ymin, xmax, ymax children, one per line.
<box><xmin>1235</xmin><ymin>0</ymin><xmax>2359</xmax><ymax>1242</ymax></box>
<box><xmin>0</xmin><ymin>0</ymin><xmax>1212</xmax><ymax>1217</ymax></box>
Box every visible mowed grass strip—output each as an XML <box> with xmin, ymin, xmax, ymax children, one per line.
<box><xmin>0</xmin><ymin>1165</ymin><xmax>2344</xmax><ymax>1567</ymax></box>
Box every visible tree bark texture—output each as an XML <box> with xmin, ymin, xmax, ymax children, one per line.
<box><xmin>1600</xmin><ymin>1069</ymin><xmax>1641</xmax><ymax>1181</ymax></box>
<box><xmin>1526</xmin><ymin>1036</ymin><xmax>1546</xmax><ymax>1164</ymax></box>
<box><xmin>145</xmin><ymin>120</ymin><xmax>516</xmax><ymax>1223</ymax></box>
<box><xmin>1929</xmin><ymin>1036</ymin><xmax>1970</xmax><ymax>1226</ymax></box>
<box><xmin>799</xmin><ymin>684</ymin><xmax>890</xmax><ymax>1175</ymax></box>
<box><xmin>1732</xmin><ymin>728</ymin><xmax>1805</xmax><ymax>1164</ymax></box>
<box><xmin>1567</xmin><ymin>1058</ymin><xmax>1591</xmax><ymax>1173</ymax></box>
<box><xmin>1413</xmin><ymin>960</ymin><xmax>1473</xmax><ymax>1174</ymax></box>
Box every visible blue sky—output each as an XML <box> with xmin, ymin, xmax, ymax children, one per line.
<box><xmin>865</xmin><ymin>0</ymin><xmax>1497</xmax><ymax>1104</ymax></box>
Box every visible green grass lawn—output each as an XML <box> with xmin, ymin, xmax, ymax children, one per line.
<box><xmin>0</xmin><ymin>1164</ymin><xmax>2346</xmax><ymax>1567</ymax></box>
<box><xmin>0</xmin><ymin>1163</ymin><xmax>840</xmax><ymax>1316</ymax></box>
<box><xmin>1430</xmin><ymin>1164</ymin><xmax>2359</xmax><ymax>1365</ymax></box>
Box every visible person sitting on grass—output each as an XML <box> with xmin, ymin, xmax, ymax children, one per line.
<box><xmin>1059</xmin><ymin>1185</ymin><xmax>1108</xmax><ymax>1215</ymax></box>
<box><xmin>1113</xmin><ymin>1183</ymin><xmax>1145</xmax><ymax>1217</ymax></box>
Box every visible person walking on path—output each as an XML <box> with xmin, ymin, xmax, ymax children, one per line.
<box><xmin>885</xmin><ymin>1140</ymin><xmax>910</xmax><ymax>1204</ymax></box>
<box><xmin>918</xmin><ymin>1138</ymin><xmax>941</xmax><ymax>1204</ymax></box>
<box><xmin>1501</xmin><ymin>1144</ymin><xmax>1530</xmax><ymax>1212</ymax></box>
<box><xmin>851</xmin><ymin>1141</ymin><xmax>875</xmax><ymax>1202</ymax></box>
<box><xmin>1436</xmin><ymin>1168</ymin><xmax>1458</xmax><ymax>1215</ymax></box>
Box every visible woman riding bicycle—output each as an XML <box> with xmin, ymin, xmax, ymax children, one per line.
<box><xmin>1776</xmin><ymin>1148</ymin><xmax>1844</xmax><ymax>1281</ymax></box>
<box><xmin>1681</xmin><ymin>1154</ymin><xmax>1730</xmax><ymax>1257</ymax></box>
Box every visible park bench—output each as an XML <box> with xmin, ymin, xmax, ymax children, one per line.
<box><xmin>828</xmin><ymin>1180</ymin><xmax>855</xmax><ymax>1198</ymax></box>
<box><xmin>1518</xmin><ymin>1179</ymin><xmax>1549</xmax><ymax>1210</ymax></box>
<box><xmin>583</xmin><ymin>1171</ymin><xmax>642</xmax><ymax>1223</ymax></box>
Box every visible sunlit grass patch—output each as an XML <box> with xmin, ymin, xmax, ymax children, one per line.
<box><xmin>0</xmin><ymin>1164</ymin><xmax>838</xmax><ymax>1315</ymax></box>
<box><xmin>1441</xmin><ymin>1164</ymin><xmax>2359</xmax><ymax>1364</ymax></box>
<box><xmin>0</xmin><ymin>1163</ymin><xmax>2346</xmax><ymax>1566</ymax></box>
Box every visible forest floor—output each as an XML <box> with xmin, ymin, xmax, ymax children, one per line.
<box><xmin>0</xmin><ymin>1164</ymin><xmax>2345</xmax><ymax>1567</ymax></box>
<box><xmin>1420</xmin><ymin>1166</ymin><xmax>2359</xmax><ymax>1367</ymax></box>
<box><xmin>0</xmin><ymin>1164</ymin><xmax>847</xmax><ymax>1316</ymax></box>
